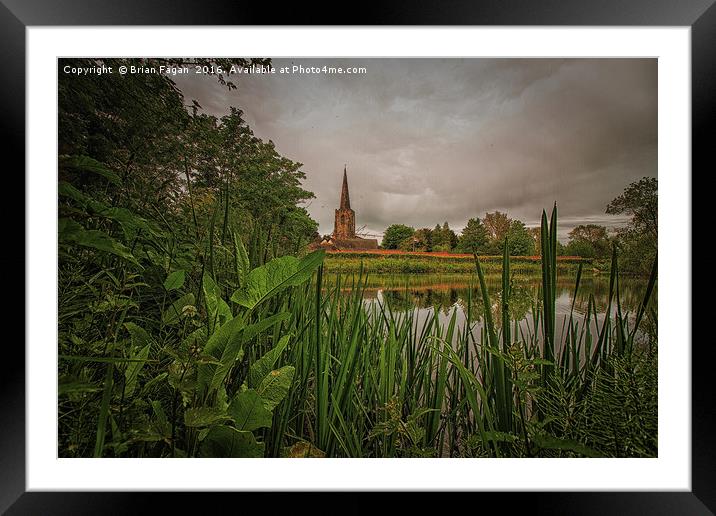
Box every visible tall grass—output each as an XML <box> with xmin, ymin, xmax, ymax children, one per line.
<box><xmin>59</xmin><ymin>203</ymin><xmax>657</xmax><ymax>458</ymax></box>
<box><xmin>268</xmin><ymin>204</ymin><xmax>656</xmax><ymax>458</ymax></box>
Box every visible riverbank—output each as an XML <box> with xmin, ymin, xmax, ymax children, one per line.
<box><xmin>323</xmin><ymin>249</ymin><xmax>594</xmax><ymax>275</ymax></box>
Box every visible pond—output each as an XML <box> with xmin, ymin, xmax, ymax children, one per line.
<box><xmin>327</xmin><ymin>272</ymin><xmax>654</xmax><ymax>349</ymax></box>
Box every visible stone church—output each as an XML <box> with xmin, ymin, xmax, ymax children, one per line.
<box><xmin>317</xmin><ymin>167</ymin><xmax>378</xmax><ymax>250</ymax></box>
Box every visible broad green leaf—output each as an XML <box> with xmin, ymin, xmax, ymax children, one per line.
<box><xmin>184</xmin><ymin>407</ymin><xmax>231</xmax><ymax>428</ymax></box>
<box><xmin>196</xmin><ymin>315</ymin><xmax>245</xmax><ymax>398</ymax></box>
<box><xmin>59</xmin><ymin>218</ymin><xmax>140</xmax><ymax>266</ymax></box>
<box><xmin>230</xmin><ymin>250</ymin><xmax>324</xmax><ymax>310</ymax></box>
<box><xmin>151</xmin><ymin>399</ymin><xmax>171</xmax><ymax>438</ymax></box>
<box><xmin>102</xmin><ymin>206</ymin><xmax>158</xmax><ymax>240</ymax></box>
<box><xmin>124</xmin><ymin>344</ymin><xmax>149</xmax><ymax>397</ymax></box>
<box><xmin>59</xmin><ymin>183</ymin><xmax>158</xmax><ymax>241</ymax></box>
<box><xmin>152</xmin><ymin>400</ymin><xmax>169</xmax><ymax>427</ymax></box>
<box><xmin>164</xmin><ymin>270</ymin><xmax>185</xmax><ymax>291</ymax></box>
<box><xmin>162</xmin><ymin>293</ymin><xmax>195</xmax><ymax>325</ymax></box>
<box><xmin>210</xmin><ymin>343</ymin><xmax>244</xmax><ymax>395</ymax></box>
<box><xmin>198</xmin><ymin>425</ymin><xmax>264</xmax><ymax>458</ymax></box>
<box><xmin>139</xmin><ymin>372</ymin><xmax>168</xmax><ymax>397</ymax></box>
<box><xmin>203</xmin><ymin>272</ymin><xmax>232</xmax><ymax>331</ymax></box>
<box><xmin>198</xmin><ymin>428</ymin><xmax>211</xmax><ymax>442</ymax></box>
<box><xmin>256</xmin><ymin>365</ymin><xmax>295</xmax><ymax>411</ymax></box>
<box><xmin>228</xmin><ymin>389</ymin><xmax>273</xmax><ymax>431</ymax></box>
<box><xmin>123</xmin><ymin>322</ymin><xmax>155</xmax><ymax>397</ymax></box>
<box><xmin>241</xmin><ymin>312</ymin><xmax>291</xmax><ymax>346</ymax></box>
<box><xmin>248</xmin><ymin>335</ymin><xmax>291</xmax><ymax>388</ymax></box>
<box><xmin>58</xmin><ymin>181</ymin><xmax>92</xmax><ymax>207</ymax></box>
<box><xmin>60</xmin><ymin>155</ymin><xmax>121</xmax><ymax>185</ymax></box>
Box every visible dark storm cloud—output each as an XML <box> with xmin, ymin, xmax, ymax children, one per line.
<box><xmin>173</xmin><ymin>58</ymin><xmax>656</xmax><ymax>241</ymax></box>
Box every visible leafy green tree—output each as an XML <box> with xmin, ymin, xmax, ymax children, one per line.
<box><xmin>505</xmin><ymin>220</ymin><xmax>536</xmax><ymax>256</ymax></box>
<box><xmin>565</xmin><ymin>224</ymin><xmax>611</xmax><ymax>259</ymax></box>
<box><xmin>413</xmin><ymin>228</ymin><xmax>434</xmax><ymax>252</ymax></box>
<box><xmin>444</xmin><ymin>222</ymin><xmax>458</xmax><ymax>250</ymax></box>
<box><xmin>528</xmin><ymin>227</ymin><xmax>541</xmax><ymax>255</ymax></box>
<box><xmin>59</xmin><ymin>58</ymin><xmax>191</xmax><ymax>209</ymax></box>
<box><xmin>483</xmin><ymin>211</ymin><xmax>511</xmax><ymax>242</ymax></box>
<box><xmin>480</xmin><ymin>212</ymin><xmax>534</xmax><ymax>255</ymax></box>
<box><xmin>432</xmin><ymin>224</ymin><xmax>444</xmax><ymax>250</ymax></box>
<box><xmin>482</xmin><ymin>211</ymin><xmax>514</xmax><ymax>254</ymax></box>
<box><xmin>457</xmin><ymin>218</ymin><xmax>489</xmax><ymax>254</ymax></box>
<box><xmin>606</xmin><ymin>177</ymin><xmax>657</xmax><ymax>273</ymax></box>
<box><xmin>606</xmin><ymin>177</ymin><xmax>657</xmax><ymax>244</ymax></box>
<box><xmin>382</xmin><ymin>224</ymin><xmax>415</xmax><ymax>249</ymax></box>
<box><xmin>398</xmin><ymin>236</ymin><xmax>417</xmax><ymax>252</ymax></box>
<box><xmin>565</xmin><ymin>240</ymin><xmax>597</xmax><ymax>259</ymax></box>
<box><xmin>432</xmin><ymin>222</ymin><xmax>457</xmax><ymax>252</ymax></box>
<box><xmin>59</xmin><ymin>57</ymin><xmax>316</xmax><ymax>265</ymax></box>
<box><xmin>556</xmin><ymin>241</ymin><xmax>567</xmax><ymax>256</ymax></box>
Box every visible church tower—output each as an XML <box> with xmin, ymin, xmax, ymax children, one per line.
<box><xmin>333</xmin><ymin>166</ymin><xmax>356</xmax><ymax>239</ymax></box>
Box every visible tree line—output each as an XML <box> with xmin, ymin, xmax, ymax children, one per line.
<box><xmin>59</xmin><ymin>57</ymin><xmax>319</xmax><ymax>271</ymax></box>
<box><xmin>381</xmin><ymin>212</ymin><xmax>537</xmax><ymax>256</ymax></box>
<box><xmin>380</xmin><ymin>176</ymin><xmax>657</xmax><ymax>273</ymax></box>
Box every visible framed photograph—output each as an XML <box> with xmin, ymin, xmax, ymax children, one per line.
<box><xmin>5</xmin><ymin>0</ymin><xmax>709</xmax><ymax>512</ymax></box>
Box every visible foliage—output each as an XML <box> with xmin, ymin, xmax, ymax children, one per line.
<box><xmin>60</xmin><ymin>205</ymin><xmax>324</xmax><ymax>457</ymax></box>
<box><xmin>408</xmin><ymin>228</ymin><xmax>434</xmax><ymax>252</ymax></box>
<box><xmin>565</xmin><ymin>224</ymin><xmax>611</xmax><ymax>259</ymax></box>
<box><xmin>59</xmin><ymin>190</ymin><xmax>655</xmax><ymax>458</ymax></box>
<box><xmin>606</xmin><ymin>177</ymin><xmax>657</xmax><ymax>274</ymax></box>
<box><xmin>58</xmin><ymin>58</ymin><xmax>322</xmax><ymax>457</ymax></box>
<box><xmin>537</xmin><ymin>351</ymin><xmax>658</xmax><ymax>457</ymax></box>
<box><xmin>481</xmin><ymin>211</ymin><xmax>536</xmax><ymax>256</ymax></box>
<box><xmin>482</xmin><ymin>211</ymin><xmax>511</xmax><ymax>243</ymax></box>
<box><xmin>385</xmin><ymin>215</ymin><xmax>539</xmax><ymax>256</ymax></box>
<box><xmin>59</xmin><ymin>58</ymin><xmax>318</xmax><ymax>268</ymax></box>
<box><xmin>432</xmin><ymin>222</ymin><xmax>458</xmax><ymax>251</ymax></box>
<box><xmin>606</xmin><ymin>177</ymin><xmax>658</xmax><ymax>241</ymax></box>
<box><xmin>505</xmin><ymin>220</ymin><xmax>536</xmax><ymax>256</ymax></box>
<box><xmin>457</xmin><ymin>217</ymin><xmax>489</xmax><ymax>254</ymax></box>
<box><xmin>381</xmin><ymin>224</ymin><xmax>415</xmax><ymax>249</ymax></box>
<box><xmin>564</xmin><ymin>240</ymin><xmax>597</xmax><ymax>259</ymax></box>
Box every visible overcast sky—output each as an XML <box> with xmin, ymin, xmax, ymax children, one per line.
<box><xmin>173</xmin><ymin>58</ymin><xmax>656</xmax><ymax>242</ymax></box>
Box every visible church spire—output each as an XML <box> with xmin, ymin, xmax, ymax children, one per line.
<box><xmin>340</xmin><ymin>165</ymin><xmax>351</xmax><ymax>210</ymax></box>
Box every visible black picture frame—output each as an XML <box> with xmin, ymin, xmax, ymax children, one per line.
<box><xmin>3</xmin><ymin>0</ymin><xmax>710</xmax><ymax>512</ymax></box>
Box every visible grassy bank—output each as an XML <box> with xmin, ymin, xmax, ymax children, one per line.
<box><xmin>324</xmin><ymin>250</ymin><xmax>592</xmax><ymax>275</ymax></box>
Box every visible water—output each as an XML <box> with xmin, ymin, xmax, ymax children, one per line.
<box><xmin>329</xmin><ymin>273</ymin><xmax>653</xmax><ymax>348</ymax></box>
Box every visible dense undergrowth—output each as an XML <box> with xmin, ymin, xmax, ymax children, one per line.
<box><xmin>59</xmin><ymin>184</ymin><xmax>657</xmax><ymax>458</ymax></box>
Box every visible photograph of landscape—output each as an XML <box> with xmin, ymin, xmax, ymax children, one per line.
<box><xmin>58</xmin><ymin>57</ymin><xmax>657</xmax><ymax>458</ymax></box>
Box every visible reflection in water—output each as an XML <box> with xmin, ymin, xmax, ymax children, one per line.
<box><xmin>328</xmin><ymin>273</ymin><xmax>652</xmax><ymax>346</ymax></box>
